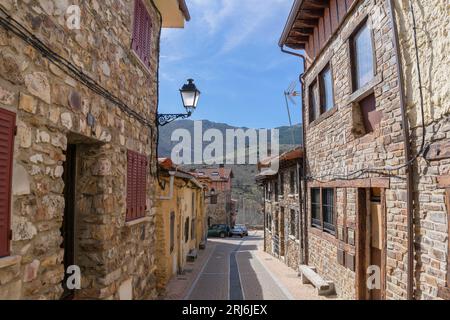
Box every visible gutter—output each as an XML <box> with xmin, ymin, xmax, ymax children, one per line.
<box><xmin>387</xmin><ymin>0</ymin><xmax>415</xmax><ymax>300</ymax></box>
<box><xmin>279</xmin><ymin>45</ymin><xmax>308</xmax><ymax>266</ymax></box>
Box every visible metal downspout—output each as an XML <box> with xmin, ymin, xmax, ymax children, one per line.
<box><xmin>387</xmin><ymin>0</ymin><xmax>415</xmax><ymax>300</ymax></box>
<box><xmin>280</xmin><ymin>45</ymin><xmax>308</xmax><ymax>265</ymax></box>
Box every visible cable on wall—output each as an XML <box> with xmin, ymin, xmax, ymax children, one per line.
<box><xmin>0</xmin><ymin>6</ymin><xmax>154</xmax><ymax>129</ymax></box>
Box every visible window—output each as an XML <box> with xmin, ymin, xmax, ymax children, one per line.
<box><xmin>170</xmin><ymin>212</ymin><xmax>175</xmax><ymax>253</ymax></box>
<box><xmin>322</xmin><ymin>188</ymin><xmax>335</xmax><ymax>234</ymax></box>
<box><xmin>351</xmin><ymin>22</ymin><xmax>374</xmax><ymax>90</ymax></box>
<box><xmin>210</xmin><ymin>195</ymin><xmax>217</xmax><ymax>204</ymax></box>
<box><xmin>290</xmin><ymin>209</ymin><xmax>296</xmax><ymax>237</ymax></box>
<box><xmin>309</xmin><ymin>81</ymin><xmax>319</xmax><ymax>123</ymax></box>
<box><xmin>290</xmin><ymin>170</ymin><xmax>296</xmax><ymax>194</ymax></box>
<box><xmin>311</xmin><ymin>188</ymin><xmax>321</xmax><ymax>228</ymax></box>
<box><xmin>132</xmin><ymin>0</ymin><xmax>152</xmax><ymax>68</ymax></box>
<box><xmin>126</xmin><ymin>150</ymin><xmax>148</xmax><ymax>221</ymax></box>
<box><xmin>280</xmin><ymin>173</ymin><xmax>284</xmax><ymax>196</ymax></box>
<box><xmin>192</xmin><ymin>192</ymin><xmax>195</xmax><ymax>217</ymax></box>
<box><xmin>274</xmin><ymin>181</ymin><xmax>279</xmax><ymax>200</ymax></box>
<box><xmin>191</xmin><ymin>218</ymin><xmax>196</xmax><ymax>240</ymax></box>
<box><xmin>0</xmin><ymin>108</ymin><xmax>15</xmax><ymax>258</ymax></box>
<box><xmin>184</xmin><ymin>217</ymin><xmax>189</xmax><ymax>243</ymax></box>
<box><xmin>320</xmin><ymin>65</ymin><xmax>334</xmax><ymax>113</ymax></box>
<box><xmin>310</xmin><ymin>188</ymin><xmax>336</xmax><ymax>235</ymax></box>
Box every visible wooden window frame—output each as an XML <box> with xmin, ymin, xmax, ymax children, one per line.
<box><xmin>308</xmin><ymin>63</ymin><xmax>337</xmax><ymax>127</ymax></box>
<box><xmin>348</xmin><ymin>18</ymin><xmax>377</xmax><ymax>93</ymax></box>
<box><xmin>0</xmin><ymin>108</ymin><xmax>15</xmax><ymax>258</ymax></box>
<box><xmin>319</xmin><ymin>64</ymin><xmax>335</xmax><ymax>114</ymax></box>
<box><xmin>310</xmin><ymin>187</ymin><xmax>337</xmax><ymax>236</ymax></box>
<box><xmin>311</xmin><ymin>188</ymin><xmax>322</xmax><ymax>228</ymax></box>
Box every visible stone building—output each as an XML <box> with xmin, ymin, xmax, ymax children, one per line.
<box><xmin>155</xmin><ymin>158</ymin><xmax>207</xmax><ymax>293</ymax></box>
<box><xmin>257</xmin><ymin>147</ymin><xmax>303</xmax><ymax>270</ymax></box>
<box><xmin>192</xmin><ymin>166</ymin><xmax>235</xmax><ymax>227</ymax></box>
<box><xmin>279</xmin><ymin>0</ymin><xmax>449</xmax><ymax>300</ymax></box>
<box><xmin>0</xmin><ymin>0</ymin><xmax>190</xmax><ymax>300</ymax></box>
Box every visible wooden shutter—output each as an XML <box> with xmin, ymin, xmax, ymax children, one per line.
<box><xmin>132</xmin><ymin>0</ymin><xmax>142</xmax><ymax>55</ymax></box>
<box><xmin>0</xmin><ymin>108</ymin><xmax>15</xmax><ymax>257</ymax></box>
<box><xmin>126</xmin><ymin>150</ymin><xmax>147</xmax><ymax>221</ymax></box>
<box><xmin>131</xmin><ymin>0</ymin><xmax>151</xmax><ymax>68</ymax></box>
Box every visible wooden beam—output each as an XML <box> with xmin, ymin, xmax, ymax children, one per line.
<box><xmin>294</xmin><ymin>19</ymin><xmax>319</xmax><ymax>28</ymax></box>
<box><xmin>302</xmin><ymin>9</ymin><xmax>325</xmax><ymax>19</ymax></box>
<box><xmin>305</xmin><ymin>0</ymin><xmax>329</xmax><ymax>9</ymax></box>
<box><xmin>309</xmin><ymin>178</ymin><xmax>390</xmax><ymax>189</ymax></box>
<box><xmin>292</xmin><ymin>27</ymin><xmax>315</xmax><ymax>35</ymax></box>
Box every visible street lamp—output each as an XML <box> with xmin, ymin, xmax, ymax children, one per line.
<box><xmin>157</xmin><ymin>79</ymin><xmax>201</xmax><ymax>126</ymax></box>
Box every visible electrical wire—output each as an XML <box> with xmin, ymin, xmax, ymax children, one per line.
<box><xmin>0</xmin><ymin>7</ymin><xmax>154</xmax><ymax>129</ymax></box>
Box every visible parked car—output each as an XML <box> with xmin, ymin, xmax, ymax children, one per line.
<box><xmin>235</xmin><ymin>224</ymin><xmax>248</xmax><ymax>236</ymax></box>
<box><xmin>208</xmin><ymin>224</ymin><xmax>230</xmax><ymax>238</ymax></box>
<box><xmin>230</xmin><ymin>226</ymin><xmax>245</xmax><ymax>238</ymax></box>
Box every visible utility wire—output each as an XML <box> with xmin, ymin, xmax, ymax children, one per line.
<box><xmin>0</xmin><ymin>7</ymin><xmax>154</xmax><ymax>129</ymax></box>
<box><xmin>305</xmin><ymin>1</ymin><xmax>428</xmax><ymax>184</ymax></box>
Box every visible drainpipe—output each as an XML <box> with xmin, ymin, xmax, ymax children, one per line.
<box><xmin>280</xmin><ymin>45</ymin><xmax>308</xmax><ymax>266</ymax></box>
<box><xmin>387</xmin><ymin>0</ymin><xmax>415</xmax><ymax>300</ymax></box>
<box><xmin>158</xmin><ymin>173</ymin><xmax>175</xmax><ymax>200</ymax></box>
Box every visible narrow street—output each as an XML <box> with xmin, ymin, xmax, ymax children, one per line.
<box><xmin>164</xmin><ymin>231</ymin><xmax>334</xmax><ymax>300</ymax></box>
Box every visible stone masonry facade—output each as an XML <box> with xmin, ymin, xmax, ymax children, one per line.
<box><xmin>280</xmin><ymin>0</ymin><xmax>449</xmax><ymax>300</ymax></box>
<box><xmin>258</xmin><ymin>148</ymin><xmax>302</xmax><ymax>271</ymax></box>
<box><xmin>0</xmin><ymin>0</ymin><xmax>162</xmax><ymax>299</ymax></box>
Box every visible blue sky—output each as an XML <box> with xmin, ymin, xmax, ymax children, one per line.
<box><xmin>158</xmin><ymin>0</ymin><xmax>304</xmax><ymax>129</ymax></box>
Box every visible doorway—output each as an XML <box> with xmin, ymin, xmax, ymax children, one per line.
<box><xmin>280</xmin><ymin>207</ymin><xmax>285</xmax><ymax>258</ymax></box>
<box><xmin>61</xmin><ymin>144</ymin><xmax>77</xmax><ymax>300</ymax></box>
<box><xmin>356</xmin><ymin>188</ymin><xmax>385</xmax><ymax>300</ymax></box>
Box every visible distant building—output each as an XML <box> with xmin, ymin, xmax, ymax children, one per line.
<box><xmin>192</xmin><ymin>165</ymin><xmax>235</xmax><ymax>227</ymax></box>
<box><xmin>155</xmin><ymin>158</ymin><xmax>207</xmax><ymax>292</ymax></box>
<box><xmin>256</xmin><ymin>147</ymin><xmax>303</xmax><ymax>270</ymax></box>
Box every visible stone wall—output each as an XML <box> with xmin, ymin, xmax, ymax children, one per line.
<box><xmin>0</xmin><ymin>0</ymin><xmax>161</xmax><ymax>299</ymax></box>
<box><xmin>394</xmin><ymin>0</ymin><xmax>450</xmax><ymax>300</ymax></box>
<box><xmin>302</xmin><ymin>0</ymin><xmax>409</xmax><ymax>299</ymax></box>
<box><xmin>207</xmin><ymin>190</ymin><xmax>232</xmax><ymax>226</ymax></box>
<box><xmin>261</xmin><ymin>162</ymin><xmax>302</xmax><ymax>271</ymax></box>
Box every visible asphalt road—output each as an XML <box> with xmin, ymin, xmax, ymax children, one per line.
<box><xmin>185</xmin><ymin>231</ymin><xmax>293</xmax><ymax>300</ymax></box>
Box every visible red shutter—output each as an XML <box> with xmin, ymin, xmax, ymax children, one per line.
<box><xmin>0</xmin><ymin>108</ymin><xmax>15</xmax><ymax>258</ymax></box>
<box><xmin>132</xmin><ymin>0</ymin><xmax>142</xmax><ymax>55</ymax></box>
<box><xmin>131</xmin><ymin>0</ymin><xmax>151</xmax><ymax>68</ymax></box>
<box><xmin>127</xmin><ymin>150</ymin><xmax>133</xmax><ymax>221</ymax></box>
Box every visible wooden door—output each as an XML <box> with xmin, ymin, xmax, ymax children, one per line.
<box><xmin>356</xmin><ymin>188</ymin><xmax>385</xmax><ymax>300</ymax></box>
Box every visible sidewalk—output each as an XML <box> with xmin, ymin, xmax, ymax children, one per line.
<box><xmin>162</xmin><ymin>241</ymin><xmax>217</xmax><ymax>300</ymax></box>
<box><xmin>253</xmin><ymin>246</ymin><xmax>338</xmax><ymax>300</ymax></box>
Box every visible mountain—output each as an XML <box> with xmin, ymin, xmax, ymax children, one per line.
<box><xmin>158</xmin><ymin>119</ymin><xmax>302</xmax><ymax>158</ymax></box>
<box><xmin>158</xmin><ymin>120</ymin><xmax>302</xmax><ymax>226</ymax></box>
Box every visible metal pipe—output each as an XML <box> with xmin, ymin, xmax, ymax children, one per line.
<box><xmin>387</xmin><ymin>0</ymin><xmax>415</xmax><ymax>300</ymax></box>
<box><xmin>280</xmin><ymin>45</ymin><xmax>308</xmax><ymax>266</ymax></box>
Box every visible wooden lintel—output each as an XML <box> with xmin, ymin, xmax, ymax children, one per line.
<box><xmin>309</xmin><ymin>178</ymin><xmax>390</xmax><ymax>189</ymax></box>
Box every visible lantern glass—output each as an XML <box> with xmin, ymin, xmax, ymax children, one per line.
<box><xmin>180</xmin><ymin>79</ymin><xmax>200</xmax><ymax>113</ymax></box>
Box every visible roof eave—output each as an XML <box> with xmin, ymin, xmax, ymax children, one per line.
<box><xmin>178</xmin><ymin>0</ymin><xmax>191</xmax><ymax>22</ymax></box>
<box><xmin>278</xmin><ymin>0</ymin><xmax>303</xmax><ymax>47</ymax></box>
